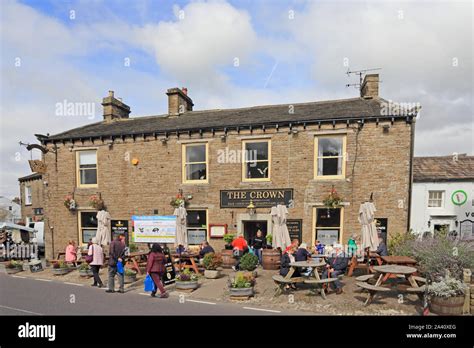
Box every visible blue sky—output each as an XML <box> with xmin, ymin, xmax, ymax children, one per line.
<box><xmin>0</xmin><ymin>0</ymin><xmax>472</xmax><ymax>198</ymax></box>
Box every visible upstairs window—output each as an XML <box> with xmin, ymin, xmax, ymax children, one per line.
<box><xmin>76</xmin><ymin>150</ymin><xmax>98</xmax><ymax>187</ymax></box>
<box><xmin>314</xmin><ymin>136</ymin><xmax>346</xmax><ymax>179</ymax></box>
<box><xmin>182</xmin><ymin>143</ymin><xmax>208</xmax><ymax>183</ymax></box>
<box><xmin>25</xmin><ymin>186</ymin><xmax>32</xmax><ymax>205</ymax></box>
<box><xmin>242</xmin><ymin>140</ymin><xmax>271</xmax><ymax>181</ymax></box>
<box><xmin>428</xmin><ymin>191</ymin><xmax>444</xmax><ymax>208</ymax></box>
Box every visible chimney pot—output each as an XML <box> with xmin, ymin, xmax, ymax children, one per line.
<box><xmin>182</xmin><ymin>87</ymin><xmax>188</xmax><ymax>95</ymax></box>
<box><xmin>109</xmin><ymin>90</ymin><xmax>114</xmax><ymax>97</ymax></box>
<box><xmin>102</xmin><ymin>90</ymin><xmax>130</xmax><ymax>122</ymax></box>
<box><xmin>166</xmin><ymin>87</ymin><xmax>193</xmax><ymax>116</ymax></box>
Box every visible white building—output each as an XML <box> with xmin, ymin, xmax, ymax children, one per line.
<box><xmin>0</xmin><ymin>196</ymin><xmax>21</xmax><ymax>223</ymax></box>
<box><xmin>410</xmin><ymin>155</ymin><xmax>474</xmax><ymax>239</ymax></box>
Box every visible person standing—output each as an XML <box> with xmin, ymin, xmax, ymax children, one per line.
<box><xmin>106</xmin><ymin>234</ymin><xmax>126</xmax><ymax>294</ymax></box>
<box><xmin>65</xmin><ymin>240</ymin><xmax>77</xmax><ymax>267</ymax></box>
<box><xmin>231</xmin><ymin>234</ymin><xmax>248</xmax><ymax>271</ymax></box>
<box><xmin>251</xmin><ymin>230</ymin><xmax>266</xmax><ymax>266</ymax></box>
<box><xmin>146</xmin><ymin>244</ymin><xmax>169</xmax><ymax>298</ymax></box>
<box><xmin>88</xmin><ymin>237</ymin><xmax>104</xmax><ymax>288</ymax></box>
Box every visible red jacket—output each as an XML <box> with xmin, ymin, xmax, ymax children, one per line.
<box><xmin>146</xmin><ymin>252</ymin><xmax>166</xmax><ymax>274</ymax></box>
<box><xmin>232</xmin><ymin>237</ymin><xmax>248</xmax><ymax>251</ymax></box>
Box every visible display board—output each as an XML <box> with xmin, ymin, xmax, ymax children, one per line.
<box><xmin>187</xmin><ymin>229</ymin><xmax>207</xmax><ymax>245</ymax></box>
<box><xmin>286</xmin><ymin>219</ymin><xmax>302</xmax><ymax>242</ymax></box>
<box><xmin>131</xmin><ymin>215</ymin><xmax>176</xmax><ymax>244</ymax></box>
<box><xmin>111</xmin><ymin>220</ymin><xmax>129</xmax><ymax>244</ymax></box>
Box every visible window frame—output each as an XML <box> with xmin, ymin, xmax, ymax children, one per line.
<box><xmin>428</xmin><ymin>190</ymin><xmax>444</xmax><ymax>208</ymax></box>
<box><xmin>314</xmin><ymin>135</ymin><xmax>347</xmax><ymax>180</ymax></box>
<box><xmin>186</xmin><ymin>209</ymin><xmax>209</xmax><ymax>244</ymax></box>
<box><xmin>24</xmin><ymin>186</ymin><xmax>32</xmax><ymax>206</ymax></box>
<box><xmin>76</xmin><ymin>150</ymin><xmax>98</xmax><ymax>188</ymax></box>
<box><xmin>312</xmin><ymin>207</ymin><xmax>344</xmax><ymax>245</ymax></box>
<box><xmin>182</xmin><ymin>143</ymin><xmax>209</xmax><ymax>184</ymax></box>
<box><xmin>241</xmin><ymin>139</ymin><xmax>271</xmax><ymax>182</ymax></box>
<box><xmin>78</xmin><ymin>210</ymin><xmax>98</xmax><ymax>246</ymax></box>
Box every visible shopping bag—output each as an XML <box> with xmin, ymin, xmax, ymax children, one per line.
<box><xmin>144</xmin><ymin>275</ymin><xmax>156</xmax><ymax>292</ymax></box>
<box><xmin>117</xmin><ymin>261</ymin><xmax>124</xmax><ymax>275</ymax></box>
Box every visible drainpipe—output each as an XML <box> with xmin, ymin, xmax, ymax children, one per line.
<box><xmin>407</xmin><ymin>116</ymin><xmax>417</xmax><ymax>233</ymax></box>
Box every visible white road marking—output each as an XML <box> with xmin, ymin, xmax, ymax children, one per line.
<box><xmin>185</xmin><ymin>299</ymin><xmax>216</xmax><ymax>305</ymax></box>
<box><xmin>0</xmin><ymin>305</ymin><xmax>42</xmax><ymax>315</ymax></box>
<box><xmin>11</xmin><ymin>275</ymin><xmax>26</xmax><ymax>279</ymax></box>
<box><xmin>243</xmin><ymin>307</ymin><xmax>281</xmax><ymax>313</ymax></box>
<box><xmin>139</xmin><ymin>292</ymin><xmax>149</xmax><ymax>296</ymax></box>
<box><xmin>65</xmin><ymin>282</ymin><xmax>84</xmax><ymax>287</ymax></box>
<box><xmin>35</xmin><ymin>278</ymin><xmax>52</xmax><ymax>282</ymax></box>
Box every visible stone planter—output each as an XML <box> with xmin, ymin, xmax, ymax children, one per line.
<box><xmin>6</xmin><ymin>267</ymin><xmax>23</xmax><ymax>275</ymax></box>
<box><xmin>430</xmin><ymin>295</ymin><xmax>465</xmax><ymax>315</ymax></box>
<box><xmin>52</xmin><ymin>268</ymin><xmax>71</xmax><ymax>276</ymax></box>
<box><xmin>175</xmin><ymin>280</ymin><xmax>199</xmax><ymax>290</ymax></box>
<box><xmin>229</xmin><ymin>287</ymin><xmax>254</xmax><ymax>297</ymax></box>
<box><xmin>204</xmin><ymin>269</ymin><xmax>221</xmax><ymax>279</ymax></box>
<box><xmin>124</xmin><ymin>274</ymin><xmax>137</xmax><ymax>284</ymax></box>
<box><xmin>79</xmin><ymin>269</ymin><xmax>94</xmax><ymax>277</ymax></box>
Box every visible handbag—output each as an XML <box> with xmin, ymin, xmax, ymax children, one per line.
<box><xmin>85</xmin><ymin>245</ymin><xmax>93</xmax><ymax>264</ymax></box>
<box><xmin>117</xmin><ymin>260</ymin><xmax>124</xmax><ymax>274</ymax></box>
<box><xmin>144</xmin><ymin>274</ymin><xmax>156</xmax><ymax>292</ymax></box>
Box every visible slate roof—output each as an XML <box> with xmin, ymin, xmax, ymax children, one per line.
<box><xmin>18</xmin><ymin>173</ymin><xmax>42</xmax><ymax>182</ymax></box>
<box><xmin>413</xmin><ymin>155</ymin><xmax>474</xmax><ymax>182</ymax></box>
<box><xmin>41</xmin><ymin>96</ymin><xmax>414</xmax><ymax>143</ymax></box>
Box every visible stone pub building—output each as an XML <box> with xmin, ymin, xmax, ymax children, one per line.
<box><xmin>35</xmin><ymin>75</ymin><xmax>418</xmax><ymax>259</ymax></box>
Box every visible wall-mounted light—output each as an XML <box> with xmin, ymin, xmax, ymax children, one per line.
<box><xmin>247</xmin><ymin>200</ymin><xmax>256</xmax><ymax>216</ymax></box>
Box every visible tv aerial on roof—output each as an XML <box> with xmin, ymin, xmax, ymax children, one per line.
<box><xmin>346</xmin><ymin>67</ymin><xmax>382</xmax><ymax>91</ymax></box>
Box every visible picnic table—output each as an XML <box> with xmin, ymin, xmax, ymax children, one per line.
<box><xmin>171</xmin><ymin>252</ymin><xmax>200</xmax><ymax>274</ymax></box>
<box><xmin>356</xmin><ymin>264</ymin><xmax>425</xmax><ymax>306</ymax></box>
<box><xmin>380</xmin><ymin>255</ymin><xmax>417</xmax><ymax>265</ymax></box>
<box><xmin>347</xmin><ymin>252</ymin><xmax>382</xmax><ymax>276</ymax></box>
<box><xmin>125</xmin><ymin>251</ymin><xmax>149</xmax><ymax>275</ymax></box>
<box><xmin>272</xmin><ymin>260</ymin><xmax>337</xmax><ymax>299</ymax></box>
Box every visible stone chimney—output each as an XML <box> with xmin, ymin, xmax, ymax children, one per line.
<box><xmin>102</xmin><ymin>90</ymin><xmax>131</xmax><ymax>122</ymax></box>
<box><xmin>360</xmin><ymin>74</ymin><xmax>379</xmax><ymax>98</ymax></box>
<box><xmin>166</xmin><ymin>87</ymin><xmax>193</xmax><ymax>116</ymax></box>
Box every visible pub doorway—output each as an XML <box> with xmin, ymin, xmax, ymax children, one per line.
<box><xmin>242</xmin><ymin>220</ymin><xmax>267</xmax><ymax>243</ymax></box>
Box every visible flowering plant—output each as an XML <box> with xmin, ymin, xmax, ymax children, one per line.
<box><xmin>170</xmin><ymin>194</ymin><xmax>189</xmax><ymax>208</ymax></box>
<box><xmin>229</xmin><ymin>271</ymin><xmax>255</xmax><ymax>288</ymax></box>
<box><xmin>428</xmin><ymin>273</ymin><xmax>468</xmax><ymax>298</ymax></box>
<box><xmin>89</xmin><ymin>195</ymin><xmax>104</xmax><ymax>209</ymax></box>
<box><xmin>322</xmin><ymin>187</ymin><xmax>343</xmax><ymax>208</ymax></box>
<box><xmin>64</xmin><ymin>195</ymin><xmax>76</xmax><ymax>210</ymax></box>
<box><xmin>176</xmin><ymin>268</ymin><xmax>198</xmax><ymax>282</ymax></box>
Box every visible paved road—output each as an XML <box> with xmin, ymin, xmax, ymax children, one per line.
<box><xmin>0</xmin><ymin>273</ymin><xmax>302</xmax><ymax>315</ymax></box>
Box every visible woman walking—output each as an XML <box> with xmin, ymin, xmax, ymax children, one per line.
<box><xmin>146</xmin><ymin>244</ymin><xmax>169</xmax><ymax>298</ymax></box>
<box><xmin>65</xmin><ymin>240</ymin><xmax>77</xmax><ymax>267</ymax></box>
<box><xmin>88</xmin><ymin>237</ymin><xmax>104</xmax><ymax>287</ymax></box>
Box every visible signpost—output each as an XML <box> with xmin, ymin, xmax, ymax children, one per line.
<box><xmin>131</xmin><ymin>216</ymin><xmax>176</xmax><ymax>244</ymax></box>
<box><xmin>162</xmin><ymin>247</ymin><xmax>176</xmax><ymax>285</ymax></box>
<box><xmin>111</xmin><ymin>220</ymin><xmax>129</xmax><ymax>244</ymax></box>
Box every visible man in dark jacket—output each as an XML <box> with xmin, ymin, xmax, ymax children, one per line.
<box><xmin>322</xmin><ymin>244</ymin><xmax>349</xmax><ymax>294</ymax></box>
<box><xmin>375</xmin><ymin>237</ymin><xmax>388</xmax><ymax>256</ymax></box>
<box><xmin>199</xmin><ymin>241</ymin><xmax>215</xmax><ymax>258</ymax></box>
<box><xmin>106</xmin><ymin>234</ymin><xmax>126</xmax><ymax>293</ymax></box>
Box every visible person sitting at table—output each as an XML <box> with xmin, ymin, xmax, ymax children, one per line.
<box><xmin>199</xmin><ymin>241</ymin><xmax>215</xmax><ymax>258</ymax></box>
<box><xmin>315</xmin><ymin>240</ymin><xmax>324</xmax><ymax>254</ymax></box>
<box><xmin>375</xmin><ymin>237</ymin><xmax>388</xmax><ymax>256</ymax></box>
<box><xmin>295</xmin><ymin>243</ymin><xmax>312</xmax><ymax>276</ymax></box>
<box><xmin>231</xmin><ymin>234</ymin><xmax>248</xmax><ymax>271</ymax></box>
<box><xmin>65</xmin><ymin>240</ymin><xmax>77</xmax><ymax>267</ymax></box>
<box><xmin>176</xmin><ymin>244</ymin><xmax>186</xmax><ymax>255</ymax></box>
<box><xmin>280</xmin><ymin>245</ymin><xmax>298</xmax><ymax>290</ymax></box>
<box><xmin>322</xmin><ymin>243</ymin><xmax>349</xmax><ymax>295</ymax></box>
<box><xmin>284</xmin><ymin>239</ymin><xmax>299</xmax><ymax>254</ymax></box>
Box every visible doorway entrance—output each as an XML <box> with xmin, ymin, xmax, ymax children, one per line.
<box><xmin>243</xmin><ymin>220</ymin><xmax>267</xmax><ymax>242</ymax></box>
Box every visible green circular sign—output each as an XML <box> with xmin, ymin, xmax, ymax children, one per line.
<box><xmin>451</xmin><ymin>190</ymin><xmax>468</xmax><ymax>206</ymax></box>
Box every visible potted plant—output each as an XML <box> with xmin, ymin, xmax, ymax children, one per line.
<box><xmin>322</xmin><ymin>186</ymin><xmax>343</xmax><ymax>208</ymax></box>
<box><xmin>124</xmin><ymin>268</ymin><xmax>137</xmax><ymax>284</ymax></box>
<box><xmin>428</xmin><ymin>273</ymin><xmax>468</xmax><ymax>315</ymax></box>
<box><xmin>228</xmin><ymin>271</ymin><xmax>255</xmax><ymax>297</ymax></box>
<box><xmin>170</xmin><ymin>194</ymin><xmax>190</xmax><ymax>208</ymax></box>
<box><xmin>52</xmin><ymin>261</ymin><xmax>71</xmax><ymax>275</ymax></box>
<box><xmin>89</xmin><ymin>194</ymin><xmax>104</xmax><ymax>210</ymax></box>
<box><xmin>64</xmin><ymin>195</ymin><xmax>76</xmax><ymax>211</ymax></box>
<box><xmin>265</xmin><ymin>233</ymin><xmax>273</xmax><ymax>248</ymax></box>
<box><xmin>239</xmin><ymin>253</ymin><xmax>259</xmax><ymax>277</ymax></box>
<box><xmin>203</xmin><ymin>252</ymin><xmax>223</xmax><ymax>279</ymax></box>
<box><xmin>78</xmin><ymin>263</ymin><xmax>93</xmax><ymax>277</ymax></box>
<box><xmin>5</xmin><ymin>260</ymin><xmax>23</xmax><ymax>274</ymax></box>
<box><xmin>175</xmin><ymin>268</ymin><xmax>199</xmax><ymax>290</ymax></box>
<box><xmin>223</xmin><ymin>233</ymin><xmax>235</xmax><ymax>250</ymax></box>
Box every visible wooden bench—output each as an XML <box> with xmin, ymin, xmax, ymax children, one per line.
<box><xmin>407</xmin><ymin>285</ymin><xmax>426</xmax><ymax>301</ymax></box>
<box><xmin>412</xmin><ymin>276</ymin><xmax>427</xmax><ymax>284</ymax></box>
<box><xmin>304</xmin><ymin>278</ymin><xmax>338</xmax><ymax>299</ymax></box>
<box><xmin>272</xmin><ymin>275</ymin><xmax>305</xmax><ymax>296</ymax></box>
<box><xmin>356</xmin><ymin>281</ymin><xmax>390</xmax><ymax>306</ymax></box>
<box><xmin>355</xmin><ymin>274</ymin><xmax>374</xmax><ymax>282</ymax></box>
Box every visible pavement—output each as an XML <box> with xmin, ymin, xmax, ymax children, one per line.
<box><xmin>0</xmin><ymin>272</ymin><xmax>304</xmax><ymax>315</ymax></box>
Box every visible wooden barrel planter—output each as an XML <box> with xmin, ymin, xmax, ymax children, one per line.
<box><xmin>430</xmin><ymin>295</ymin><xmax>465</xmax><ymax>315</ymax></box>
<box><xmin>262</xmin><ymin>249</ymin><xmax>280</xmax><ymax>270</ymax></box>
<box><xmin>221</xmin><ymin>249</ymin><xmax>236</xmax><ymax>269</ymax></box>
